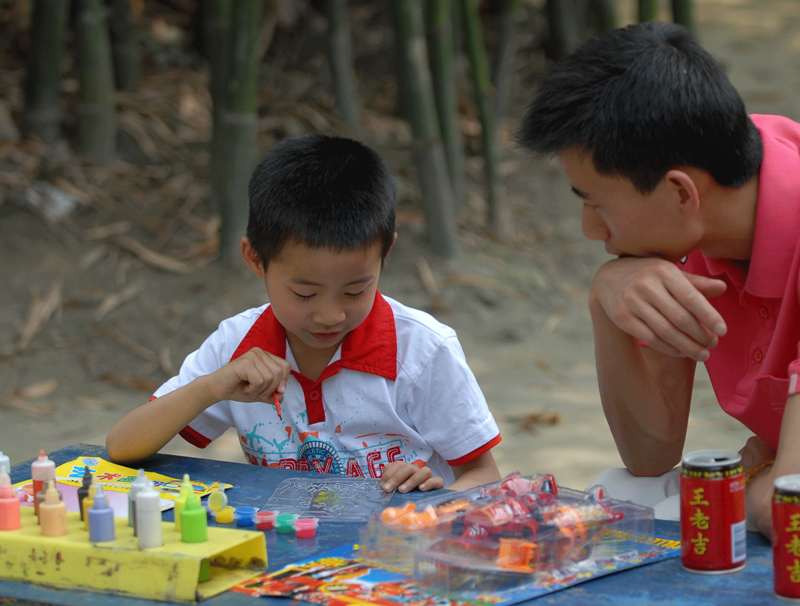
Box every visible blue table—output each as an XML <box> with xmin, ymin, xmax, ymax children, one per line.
<box><xmin>0</xmin><ymin>444</ymin><xmax>782</xmax><ymax>605</ymax></box>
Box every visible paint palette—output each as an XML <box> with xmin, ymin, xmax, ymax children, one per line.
<box><xmin>259</xmin><ymin>477</ymin><xmax>394</xmax><ymax>522</ymax></box>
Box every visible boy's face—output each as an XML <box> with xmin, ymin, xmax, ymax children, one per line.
<box><xmin>257</xmin><ymin>240</ymin><xmax>384</xmax><ymax>357</ymax></box>
<box><xmin>558</xmin><ymin>148</ymin><xmax>701</xmax><ymax>263</ymax></box>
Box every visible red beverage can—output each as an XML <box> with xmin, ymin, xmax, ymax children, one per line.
<box><xmin>773</xmin><ymin>474</ymin><xmax>800</xmax><ymax>600</ymax></box>
<box><xmin>680</xmin><ymin>450</ymin><xmax>746</xmax><ymax>573</ymax></box>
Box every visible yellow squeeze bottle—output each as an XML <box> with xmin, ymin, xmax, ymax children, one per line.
<box><xmin>173</xmin><ymin>474</ymin><xmax>193</xmax><ymax>532</ymax></box>
<box><xmin>83</xmin><ymin>472</ymin><xmax>99</xmax><ymax>530</ymax></box>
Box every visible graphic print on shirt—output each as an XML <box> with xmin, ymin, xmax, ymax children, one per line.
<box><xmin>238</xmin><ymin>422</ymin><xmax>426</xmax><ymax>478</ymax></box>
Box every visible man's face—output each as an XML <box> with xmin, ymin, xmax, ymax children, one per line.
<box><xmin>558</xmin><ymin>148</ymin><xmax>698</xmax><ymax>263</ymax></box>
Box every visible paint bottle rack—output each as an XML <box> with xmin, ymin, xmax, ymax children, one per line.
<box><xmin>0</xmin><ymin>507</ymin><xmax>267</xmax><ymax>604</ymax></box>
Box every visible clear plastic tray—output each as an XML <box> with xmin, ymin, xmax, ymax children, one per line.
<box><xmin>260</xmin><ymin>476</ymin><xmax>394</xmax><ymax>522</ymax></box>
<box><xmin>358</xmin><ymin>472</ymin><xmax>656</xmax><ymax>596</ymax></box>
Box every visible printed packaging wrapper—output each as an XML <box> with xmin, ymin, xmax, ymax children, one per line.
<box><xmin>13</xmin><ymin>455</ymin><xmax>229</xmax><ymax>503</ymax></box>
<box><xmin>359</xmin><ymin>472</ymin><xmax>661</xmax><ymax>598</ymax></box>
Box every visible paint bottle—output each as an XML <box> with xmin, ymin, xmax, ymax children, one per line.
<box><xmin>234</xmin><ymin>506</ymin><xmax>257</xmax><ymax>527</ymax></box>
<box><xmin>173</xmin><ymin>473</ymin><xmax>193</xmax><ymax>533</ymax></box>
<box><xmin>83</xmin><ymin>472</ymin><xmax>99</xmax><ymax>530</ymax></box>
<box><xmin>215</xmin><ymin>506</ymin><xmax>234</xmax><ymax>524</ymax></box>
<box><xmin>0</xmin><ymin>472</ymin><xmax>21</xmax><ymax>531</ymax></box>
<box><xmin>276</xmin><ymin>513</ymin><xmax>298</xmax><ymax>534</ymax></box>
<box><xmin>77</xmin><ymin>467</ymin><xmax>92</xmax><ymax>521</ymax></box>
<box><xmin>35</xmin><ymin>479</ymin><xmax>49</xmax><ymax>524</ymax></box>
<box><xmin>180</xmin><ymin>493</ymin><xmax>208</xmax><ymax>543</ymax></box>
<box><xmin>88</xmin><ymin>485</ymin><xmax>116</xmax><ymax>543</ymax></box>
<box><xmin>295</xmin><ymin>518</ymin><xmax>318</xmax><ymax>538</ymax></box>
<box><xmin>255</xmin><ymin>510</ymin><xmax>277</xmax><ymax>530</ymax></box>
<box><xmin>40</xmin><ymin>483</ymin><xmax>67</xmax><ymax>537</ymax></box>
<box><xmin>0</xmin><ymin>451</ymin><xmax>10</xmax><ymax>476</ymax></box>
<box><xmin>31</xmin><ymin>450</ymin><xmax>55</xmax><ymax>516</ymax></box>
<box><xmin>135</xmin><ymin>480</ymin><xmax>163</xmax><ymax>550</ymax></box>
<box><xmin>129</xmin><ymin>468</ymin><xmax>148</xmax><ymax>533</ymax></box>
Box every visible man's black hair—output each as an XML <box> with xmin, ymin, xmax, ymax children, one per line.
<box><xmin>246</xmin><ymin>134</ymin><xmax>396</xmax><ymax>266</ymax></box>
<box><xmin>516</xmin><ymin>21</ymin><xmax>762</xmax><ymax>193</ymax></box>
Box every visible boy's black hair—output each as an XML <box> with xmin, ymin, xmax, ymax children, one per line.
<box><xmin>516</xmin><ymin>21</ymin><xmax>763</xmax><ymax>193</ymax></box>
<box><xmin>246</xmin><ymin>134</ymin><xmax>397</xmax><ymax>266</ymax></box>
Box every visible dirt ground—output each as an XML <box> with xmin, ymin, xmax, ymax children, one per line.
<box><xmin>2</xmin><ymin>0</ymin><xmax>798</xmax><ymax>491</ymax></box>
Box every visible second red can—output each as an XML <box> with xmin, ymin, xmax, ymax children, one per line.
<box><xmin>680</xmin><ymin>450</ymin><xmax>746</xmax><ymax>573</ymax></box>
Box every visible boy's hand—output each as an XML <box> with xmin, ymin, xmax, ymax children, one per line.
<box><xmin>380</xmin><ymin>461</ymin><xmax>444</xmax><ymax>493</ymax></box>
<box><xmin>591</xmin><ymin>256</ymin><xmax>727</xmax><ymax>361</ymax></box>
<box><xmin>205</xmin><ymin>347</ymin><xmax>291</xmax><ymax>404</ymax></box>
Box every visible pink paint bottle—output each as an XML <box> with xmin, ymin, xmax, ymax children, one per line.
<box><xmin>0</xmin><ymin>472</ymin><xmax>21</xmax><ymax>531</ymax></box>
<box><xmin>31</xmin><ymin>450</ymin><xmax>55</xmax><ymax>516</ymax></box>
<box><xmin>295</xmin><ymin>517</ymin><xmax>318</xmax><ymax>538</ymax></box>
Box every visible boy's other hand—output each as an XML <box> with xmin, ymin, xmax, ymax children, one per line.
<box><xmin>380</xmin><ymin>461</ymin><xmax>444</xmax><ymax>493</ymax></box>
<box><xmin>205</xmin><ymin>347</ymin><xmax>291</xmax><ymax>404</ymax></box>
<box><xmin>590</xmin><ymin>256</ymin><xmax>727</xmax><ymax>361</ymax></box>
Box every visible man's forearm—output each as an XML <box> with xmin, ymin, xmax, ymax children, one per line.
<box><xmin>591</xmin><ymin>297</ymin><xmax>696</xmax><ymax>476</ymax></box>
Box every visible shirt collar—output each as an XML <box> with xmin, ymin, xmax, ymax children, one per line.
<box><xmin>231</xmin><ymin>291</ymin><xmax>397</xmax><ymax>380</ymax></box>
<box><xmin>692</xmin><ymin>115</ymin><xmax>800</xmax><ymax>297</ymax></box>
<box><xmin>744</xmin><ymin>115</ymin><xmax>800</xmax><ymax>297</ymax></box>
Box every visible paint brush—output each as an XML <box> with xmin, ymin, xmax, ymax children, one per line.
<box><xmin>273</xmin><ymin>392</ymin><xmax>282</xmax><ymax>420</ymax></box>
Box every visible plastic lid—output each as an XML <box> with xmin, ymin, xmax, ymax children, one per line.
<box><xmin>256</xmin><ymin>510</ymin><xmax>277</xmax><ymax>521</ymax></box>
<box><xmin>0</xmin><ymin>472</ymin><xmax>15</xmax><ymax>499</ymax></box>
<box><xmin>208</xmin><ymin>486</ymin><xmax>227</xmax><ymax>511</ymax></box>
<box><xmin>295</xmin><ymin>518</ymin><xmax>318</xmax><ymax>529</ymax></box>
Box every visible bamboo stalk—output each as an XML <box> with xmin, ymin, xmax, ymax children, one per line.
<box><xmin>217</xmin><ymin>0</ymin><xmax>262</xmax><ymax>264</ymax></box>
<box><xmin>427</xmin><ymin>0</ymin><xmax>465</xmax><ymax>208</ymax></box>
<box><xmin>460</xmin><ymin>0</ymin><xmax>509</xmax><ymax>239</ymax></box>
<box><xmin>75</xmin><ymin>0</ymin><xmax>117</xmax><ymax>164</ymax></box>
<box><xmin>638</xmin><ymin>0</ymin><xmax>659</xmax><ymax>22</ymax></box>
<box><xmin>326</xmin><ymin>0</ymin><xmax>361</xmax><ymax>132</ymax></box>
<box><xmin>672</xmin><ymin>0</ymin><xmax>695</xmax><ymax>33</ymax></box>
<box><xmin>545</xmin><ymin>0</ymin><xmax>582</xmax><ymax>60</ymax></box>
<box><xmin>492</xmin><ymin>0</ymin><xmax>522</xmax><ymax>123</ymax></box>
<box><xmin>22</xmin><ymin>0</ymin><xmax>70</xmax><ymax>144</ymax></box>
<box><xmin>107</xmin><ymin>0</ymin><xmax>141</xmax><ymax>91</ymax></box>
<box><xmin>391</xmin><ymin>0</ymin><xmax>459</xmax><ymax>258</ymax></box>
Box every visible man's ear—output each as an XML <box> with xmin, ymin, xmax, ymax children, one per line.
<box><xmin>241</xmin><ymin>237</ymin><xmax>265</xmax><ymax>278</ymax></box>
<box><xmin>665</xmin><ymin>169</ymin><xmax>701</xmax><ymax>216</ymax></box>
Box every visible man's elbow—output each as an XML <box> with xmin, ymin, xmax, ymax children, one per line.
<box><xmin>622</xmin><ymin>453</ymin><xmax>681</xmax><ymax>478</ymax></box>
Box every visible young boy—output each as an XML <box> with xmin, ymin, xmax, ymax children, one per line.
<box><xmin>516</xmin><ymin>21</ymin><xmax>800</xmax><ymax>538</ymax></box>
<box><xmin>106</xmin><ymin>134</ymin><xmax>501</xmax><ymax>493</ymax></box>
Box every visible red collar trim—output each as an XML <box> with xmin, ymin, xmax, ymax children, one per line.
<box><xmin>231</xmin><ymin>292</ymin><xmax>397</xmax><ymax>381</ymax></box>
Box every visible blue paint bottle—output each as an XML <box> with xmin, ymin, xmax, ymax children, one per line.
<box><xmin>88</xmin><ymin>485</ymin><xmax>116</xmax><ymax>543</ymax></box>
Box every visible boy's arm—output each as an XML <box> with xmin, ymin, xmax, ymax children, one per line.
<box><xmin>105</xmin><ymin>377</ymin><xmax>220</xmax><ymax>464</ymax></box>
<box><xmin>106</xmin><ymin>347</ymin><xmax>290</xmax><ymax>464</ymax></box>
<box><xmin>589</xmin><ymin>257</ymin><xmax>725</xmax><ymax>475</ymax></box>
<box><xmin>448</xmin><ymin>451</ymin><xmax>500</xmax><ymax>491</ymax></box>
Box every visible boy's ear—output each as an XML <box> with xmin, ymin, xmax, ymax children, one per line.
<box><xmin>241</xmin><ymin>237</ymin><xmax>266</xmax><ymax>278</ymax></box>
<box><xmin>665</xmin><ymin>169</ymin><xmax>701</xmax><ymax>216</ymax></box>
<box><xmin>381</xmin><ymin>232</ymin><xmax>398</xmax><ymax>266</ymax></box>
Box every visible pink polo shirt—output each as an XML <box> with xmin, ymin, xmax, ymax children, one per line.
<box><xmin>682</xmin><ymin>114</ymin><xmax>800</xmax><ymax>451</ymax></box>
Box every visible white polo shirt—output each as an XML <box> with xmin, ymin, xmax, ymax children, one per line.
<box><xmin>154</xmin><ymin>293</ymin><xmax>501</xmax><ymax>486</ymax></box>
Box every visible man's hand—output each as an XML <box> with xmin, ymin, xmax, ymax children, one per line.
<box><xmin>590</xmin><ymin>257</ymin><xmax>727</xmax><ymax>361</ymax></box>
<box><xmin>380</xmin><ymin>461</ymin><xmax>444</xmax><ymax>493</ymax></box>
<box><xmin>204</xmin><ymin>347</ymin><xmax>291</xmax><ymax>405</ymax></box>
